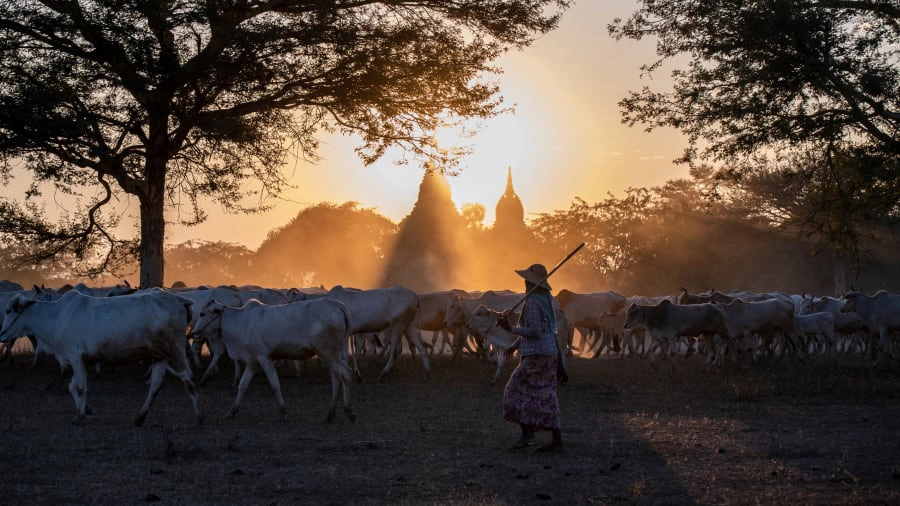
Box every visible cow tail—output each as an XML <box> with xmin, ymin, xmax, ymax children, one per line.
<box><xmin>184</xmin><ymin>301</ymin><xmax>194</xmax><ymax>328</ymax></box>
<box><xmin>414</xmin><ymin>296</ymin><xmax>430</xmax><ymax>352</ymax></box>
<box><xmin>341</xmin><ymin>302</ymin><xmax>362</xmax><ymax>382</ymax></box>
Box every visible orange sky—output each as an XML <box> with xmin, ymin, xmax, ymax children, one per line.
<box><xmin>8</xmin><ymin>2</ymin><xmax>690</xmax><ymax>251</ymax></box>
<box><xmin>169</xmin><ymin>1</ymin><xmax>690</xmax><ymax>249</ymax></box>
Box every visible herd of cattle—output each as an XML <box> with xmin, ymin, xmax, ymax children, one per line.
<box><xmin>0</xmin><ymin>278</ymin><xmax>898</xmax><ymax>426</ymax></box>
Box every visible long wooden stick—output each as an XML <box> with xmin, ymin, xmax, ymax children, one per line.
<box><xmin>505</xmin><ymin>242</ymin><xmax>586</xmax><ymax>315</ymax></box>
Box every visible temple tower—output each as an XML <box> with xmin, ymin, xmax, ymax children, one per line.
<box><xmin>494</xmin><ymin>167</ymin><xmax>527</xmax><ymax>234</ymax></box>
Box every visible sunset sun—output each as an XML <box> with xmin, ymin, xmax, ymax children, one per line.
<box><xmin>431</xmin><ymin>111</ymin><xmax>530</xmax><ymax>215</ymax></box>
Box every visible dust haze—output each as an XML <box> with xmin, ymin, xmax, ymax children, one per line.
<box><xmin>4</xmin><ymin>172</ymin><xmax>900</xmax><ymax>296</ymax></box>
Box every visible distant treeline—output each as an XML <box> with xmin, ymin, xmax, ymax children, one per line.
<box><xmin>3</xmin><ymin>173</ymin><xmax>899</xmax><ymax>297</ymax></box>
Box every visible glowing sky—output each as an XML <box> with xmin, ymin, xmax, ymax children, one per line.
<box><xmin>12</xmin><ymin>2</ymin><xmax>692</xmax><ymax>251</ymax></box>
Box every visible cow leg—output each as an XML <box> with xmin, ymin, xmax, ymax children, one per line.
<box><xmin>167</xmin><ymin>355</ymin><xmax>203</xmax><ymax>427</ymax></box>
<box><xmin>404</xmin><ymin>325</ymin><xmax>431</xmax><ymax>382</ymax></box>
<box><xmin>198</xmin><ymin>337</ymin><xmax>226</xmax><ymax>386</ymax></box>
<box><xmin>376</xmin><ymin>331</ymin><xmax>401</xmax><ymax>383</ymax></box>
<box><xmin>189</xmin><ymin>337</ymin><xmax>205</xmax><ymax>368</ymax></box>
<box><xmin>351</xmin><ymin>334</ymin><xmax>365</xmax><ymax>356</ymax></box>
<box><xmin>232</xmin><ymin>360</ymin><xmax>243</xmax><ymax>388</ymax></box>
<box><xmin>597</xmin><ymin>331</ymin><xmax>610</xmax><ymax>357</ymax></box>
<box><xmin>491</xmin><ymin>349</ymin><xmax>507</xmax><ymax>385</ymax></box>
<box><xmin>257</xmin><ymin>358</ymin><xmax>286</xmax><ymax>421</ymax></box>
<box><xmin>591</xmin><ymin>332</ymin><xmax>607</xmax><ymax>358</ymax></box>
<box><xmin>329</xmin><ymin>361</ymin><xmax>356</xmax><ymax>422</ymax></box>
<box><xmin>684</xmin><ymin>337</ymin><xmax>696</xmax><ymax>359</ymax></box>
<box><xmin>439</xmin><ymin>329</ymin><xmax>453</xmax><ymax>357</ymax></box>
<box><xmin>26</xmin><ymin>342</ymin><xmax>46</xmax><ymax>373</ymax></box>
<box><xmin>325</xmin><ymin>365</ymin><xmax>341</xmax><ymax>422</ymax></box>
<box><xmin>376</xmin><ymin>333</ymin><xmax>390</xmax><ymax>360</ymax></box>
<box><xmin>227</xmin><ymin>362</ymin><xmax>258</xmax><ymax>419</ymax></box>
<box><xmin>198</xmin><ymin>345</ymin><xmax>224</xmax><ymax>386</ymax></box>
<box><xmin>429</xmin><ymin>330</ymin><xmax>441</xmax><ymax>357</ymax></box>
<box><xmin>622</xmin><ymin>330</ymin><xmax>636</xmax><ymax>356</ymax></box>
<box><xmin>450</xmin><ymin>328</ymin><xmax>465</xmax><ymax>361</ymax></box>
<box><xmin>68</xmin><ymin>360</ymin><xmax>90</xmax><ymax>425</ymax></box>
<box><xmin>584</xmin><ymin>328</ymin><xmax>599</xmax><ymax>353</ymax></box>
<box><xmin>134</xmin><ymin>361</ymin><xmax>168</xmax><ymax>427</ymax></box>
<box><xmin>700</xmin><ymin>334</ymin><xmax>716</xmax><ymax>367</ymax></box>
<box><xmin>325</xmin><ymin>359</ymin><xmax>355</xmax><ymax>423</ymax></box>
<box><xmin>339</xmin><ymin>363</ymin><xmax>356</xmax><ymax>422</ymax></box>
<box><xmin>790</xmin><ymin>331</ymin><xmax>807</xmax><ymax>363</ymax></box>
<box><xmin>345</xmin><ymin>335</ymin><xmax>362</xmax><ymax>383</ymax></box>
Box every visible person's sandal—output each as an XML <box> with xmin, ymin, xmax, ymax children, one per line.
<box><xmin>508</xmin><ymin>440</ymin><xmax>536</xmax><ymax>450</ymax></box>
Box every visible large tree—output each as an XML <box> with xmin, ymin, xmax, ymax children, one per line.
<box><xmin>0</xmin><ymin>0</ymin><xmax>569</xmax><ymax>287</ymax></box>
<box><xmin>609</xmin><ymin>0</ymin><xmax>900</xmax><ymax>255</ymax></box>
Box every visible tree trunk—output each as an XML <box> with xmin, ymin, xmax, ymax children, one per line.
<box><xmin>833</xmin><ymin>248</ymin><xmax>848</xmax><ymax>296</ymax></box>
<box><xmin>139</xmin><ymin>153</ymin><xmax>167</xmax><ymax>289</ymax></box>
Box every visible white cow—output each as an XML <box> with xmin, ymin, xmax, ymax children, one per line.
<box><xmin>0</xmin><ymin>280</ymin><xmax>24</xmax><ymax>292</ymax></box>
<box><xmin>314</xmin><ymin>285</ymin><xmax>430</xmax><ymax>382</ymax></box>
<box><xmin>624</xmin><ymin>299</ymin><xmax>731</xmax><ymax>367</ymax></box>
<box><xmin>442</xmin><ymin>291</ymin><xmax>532</xmax><ymax>358</ymax></box>
<box><xmin>793</xmin><ymin>312</ymin><xmax>835</xmax><ymax>359</ymax></box>
<box><xmin>442</xmin><ymin>290</ymin><xmax>522</xmax><ymax>328</ymax></box>
<box><xmin>285</xmin><ymin>286</ymin><xmax>329</xmax><ymax>302</ymax></box>
<box><xmin>181</xmin><ymin>286</ymin><xmax>244</xmax><ymax>374</ymax></box>
<box><xmin>799</xmin><ymin>294</ymin><xmax>871</xmax><ymax>357</ymax></box>
<box><xmin>0</xmin><ymin>290</ymin><xmax>201</xmax><ymax>426</ymax></box>
<box><xmin>841</xmin><ymin>290</ymin><xmax>900</xmax><ymax>363</ymax></box>
<box><xmin>719</xmin><ymin>297</ymin><xmax>798</xmax><ymax>362</ymax></box>
<box><xmin>417</xmin><ymin>290</ymin><xmax>470</xmax><ymax>358</ymax></box>
<box><xmin>466</xmin><ymin>305</ymin><xmax>521</xmax><ymax>384</ymax></box>
<box><xmin>235</xmin><ymin>287</ymin><xmax>289</xmax><ymax>306</ymax></box>
<box><xmin>555</xmin><ymin>289</ymin><xmax>628</xmax><ymax>355</ymax></box>
<box><xmin>192</xmin><ymin>298</ymin><xmax>356</xmax><ymax>422</ymax></box>
<box><xmin>65</xmin><ymin>281</ymin><xmax>137</xmax><ymax>297</ymax></box>
<box><xmin>466</xmin><ymin>305</ymin><xmax>568</xmax><ymax>384</ymax></box>
<box><xmin>591</xmin><ymin>310</ymin><xmax>627</xmax><ymax>358</ymax></box>
<box><xmin>0</xmin><ymin>286</ymin><xmax>58</xmax><ymax>364</ymax></box>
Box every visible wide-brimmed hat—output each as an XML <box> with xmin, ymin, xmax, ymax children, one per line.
<box><xmin>515</xmin><ymin>263</ymin><xmax>551</xmax><ymax>291</ymax></box>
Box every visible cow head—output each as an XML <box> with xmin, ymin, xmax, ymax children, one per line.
<box><xmin>840</xmin><ymin>290</ymin><xmax>861</xmax><ymax>314</ymax></box>
<box><xmin>191</xmin><ymin>301</ymin><xmax>227</xmax><ymax>339</ymax></box>
<box><xmin>442</xmin><ymin>295</ymin><xmax>465</xmax><ymax>328</ymax></box>
<box><xmin>798</xmin><ymin>293</ymin><xmax>815</xmax><ymax>315</ymax></box>
<box><xmin>622</xmin><ymin>304</ymin><xmax>644</xmax><ymax>331</ymax></box>
<box><xmin>107</xmin><ymin>279</ymin><xmax>137</xmax><ymax>297</ymax></box>
<box><xmin>0</xmin><ymin>295</ymin><xmax>37</xmax><ymax>343</ymax></box>
<box><xmin>467</xmin><ymin>305</ymin><xmax>496</xmax><ymax>338</ymax></box>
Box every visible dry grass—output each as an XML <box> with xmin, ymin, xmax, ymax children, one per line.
<box><xmin>1</xmin><ymin>351</ymin><xmax>900</xmax><ymax>505</ymax></box>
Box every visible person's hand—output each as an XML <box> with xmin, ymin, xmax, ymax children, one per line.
<box><xmin>496</xmin><ymin>311</ymin><xmax>512</xmax><ymax>331</ymax></box>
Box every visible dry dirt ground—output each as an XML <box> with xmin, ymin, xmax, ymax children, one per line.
<box><xmin>1</xmin><ymin>350</ymin><xmax>900</xmax><ymax>505</ymax></box>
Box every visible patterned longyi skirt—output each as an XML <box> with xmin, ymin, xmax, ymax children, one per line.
<box><xmin>502</xmin><ymin>354</ymin><xmax>560</xmax><ymax>431</ymax></box>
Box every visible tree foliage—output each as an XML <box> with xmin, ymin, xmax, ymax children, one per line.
<box><xmin>609</xmin><ymin>0</ymin><xmax>900</xmax><ymax>256</ymax></box>
<box><xmin>164</xmin><ymin>240</ymin><xmax>255</xmax><ymax>287</ymax></box>
<box><xmin>254</xmin><ymin>201</ymin><xmax>396</xmax><ymax>289</ymax></box>
<box><xmin>0</xmin><ymin>0</ymin><xmax>569</xmax><ymax>287</ymax></box>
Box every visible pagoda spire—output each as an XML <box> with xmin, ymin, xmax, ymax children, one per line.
<box><xmin>495</xmin><ymin>166</ymin><xmax>525</xmax><ymax>230</ymax></box>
